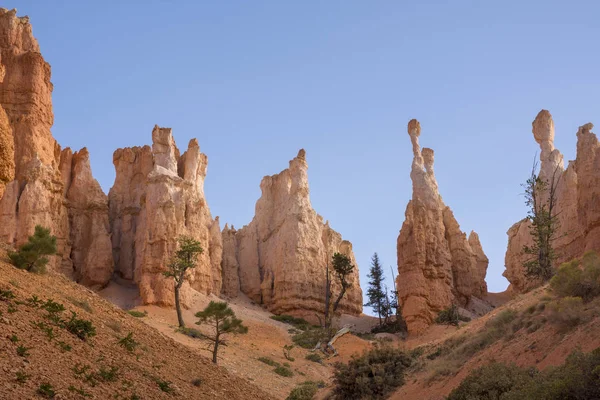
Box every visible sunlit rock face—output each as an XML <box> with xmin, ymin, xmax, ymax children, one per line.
<box><xmin>0</xmin><ymin>8</ymin><xmax>113</xmax><ymax>287</ymax></box>
<box><xmin>504</xmin><ymin>110</ymin><xmax>600</xmax><ymax>293</ymax></box>
<box><xmin>397</xmin><ymin>119</ymin><xmax>488</xmax><ymax>334</ymax></box>
<box><xmin>221</xmin><ymin>150</ymin><xmax>363</xmax><ymax>320</ymax></box>
<box><xmin>109</xmin><ymin>127</ymin><xmax>222</xmax><ymax>306</ymax></box>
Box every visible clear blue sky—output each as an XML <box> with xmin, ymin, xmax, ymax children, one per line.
<box><xmin>12</xmin><ymin>1</ymin><xmax>600</xmax><ymax>300</ymax></box>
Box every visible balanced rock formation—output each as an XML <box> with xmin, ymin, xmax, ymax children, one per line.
<box><xmin>221</xmin><ymin>150</ymin><xmax>362</xmax><ymax>319</ymax></box>
<box><xmin>108</xmin><ymin>127</ymin><xmax>222</xmax><ymax>306</ymax></box>
<box><xmin>504</xmin><ymin>110</ymin><xmax>600</xmax><ymax>293</ymax></box>
<box><xmin>0</xmin><ymin>8</ymin><xmax>112</xmax><ymax>287</ymax></box>
<box><xmin>397</xmin><ymin>119</ymin><xmax>488</xmax><ymax>334</ymax></box>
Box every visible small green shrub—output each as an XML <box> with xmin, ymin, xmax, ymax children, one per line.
<box><xmin>8</xmin><ymin>225</ymin><xmax>57</xmax><ymax>274</ymax></box>
<box><xmin>118</xmin><ymin>332</ymin><xmax>139</xmax><ymax>352</ymax></box>
<box><xmin>333</xmin><ymin>347</ymin><xmax>411</xmax><ymax>399</ymax></box>
<box><xmin>0</xmin><ymin>288</ymin><xmax>15</xmax><ymax>301</ymax></box>
<box><xmin>274</xmin><ymin>365</ymin><xmax>294</xmax><ymax>377</ymax></box>
<box><xmin>68</xmin><ymin>386</ymin><xmax>91</xmax><ymax>397</ymax></box>
<box><xmin>127</xmin><ymin>310</ymin><xmax>147</xmax><ymax>318</ymax></box>
<box><xmin>550</xmin><ymin>251</ymin><xmax>600</xmax><ymax>302</ymax></box>
<box><xmin>37</xmin><ymin>382</ymin><xmax>56</xmax><ymax>398</ymax></box>
<box><xmin>258</xmin><ymin>357</ymin><xmax>280</xmax><ymax>367</ymax></box>
<box><xmin>447</xmin><ymin>362</ymin><xmax>534</xmax><ymax>400</ymax></box>
<box><xmin>57</xmin><ymin>341</ymin><xmax>72</xmax><ymax>352</ymax></box>
<box><xmin>16</xmin><ymin>345</ymin><xmax>30</xmax><ymax>357</ymax></box>
<box><xmin>547</xmin><ymin>296</ymin><xmax>584</xmax><ymax>332</ymax></box>
<box><xmin>97</xmin><ymin>366</ymin><xmax>119</xmax><ymax>382</ymax></box>
<box><xmin>42</xmin><ymin>299</ymin><xmax>65</xmax><ymax>315</ymax></box>
<box><xmin>283</xmin><ymin>344</ymin><xmax>295</xmax><ymax>361</ymax></box>
<box><xmin>33</xmin><ymin>321</ymin><xmax>55</xmax><ymax>340</ymax></box>
<box><xmin>9</xmin><ymin>334</ymin><xmax>18</xmax><ymax>343</ymax></box>
<box><xmin>15</xmin><ymin>371</ymin><xmax>29</xmax><ymax>384</ymax></box>
<box><xmin>292</xmin><ymin>327</ymin><xmax>332</xmax><ymax>349</ymax></box>
<box><xmin>270</xmin><ymin>315</ymin><xmax>312</xmax><ymax>330</ymax></box>
<box><xmin>156</xmin><ymin>378</ymin><xmax>174</xmax><ymax>393</ymax></box>
<box><xmin>65</xmin><ymin>312</ymin><xmax>96</xmax><ymax>340</ymax></box>
<box><xmin>436</xmin><ymin>304</ymin><xmax>460</xmax><ymax>326</ymax></box>
<box><xmin>178</xmin><ymin>326</ymin><xmax>204</xmax><ymax>339</ymax></box>
<box><xmin>305</xmin><ymin>353</ymin><xmax>322</xmax><ymax>363</ymax></box>
<box><xmin>192</xmin><ymin>378</ymin><xmax>202</xmax><ymax>387</ymax></box>
<box><xmin>26</xmin><ymin>295</ymin><xmax>43</xmax><ymax>307</ymax></box>
<box><xmin>286</xmin><ymin>381</ymin><xmax>323</xmax><ymax>400</ymax></box>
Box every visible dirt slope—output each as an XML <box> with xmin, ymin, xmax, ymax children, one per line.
<box><xmin>0</xmin><ymin>256</ymin><xmax>274</xmax><ymax>400</ymax></box>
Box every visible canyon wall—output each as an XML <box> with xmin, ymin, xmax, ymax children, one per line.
<box><xmin>221</xmin><ymin>150</ymin><xmax>363</xmax><ymax>319</ymax></box>
<box><xmin>0</xmin><ymin>8</ymin><xmax>112</xmax><ymax>288</ymax></box>
<box><xmin>504</xmin><ymin>110</ymin><xmax>600</xmax><ymax>293</ymax></box>
<box><xmin>109</xmin><ymin>128</ymin><xmax>223</xmax><ymax>306</ymax></box>
<box><xmin>397</xmin><ymin>119</ymin><xmax>488</xmax><ymax>334</ymax></box>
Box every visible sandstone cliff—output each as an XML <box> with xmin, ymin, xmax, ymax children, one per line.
<box><xmin>0</xmin><ymin>8</ymin><xmax>112</xmax><ymax>287</ymax></box>
<box><xmin>504</xmin><ymin>110</ymin><xmax>600</xmax><ymax>293</ymax></box>
<box><xmin>221</xmin><ymin>150</ymin><xmax>363</xmax><ymax>319</ymax></box>
<box><xmin>397</xmin><ymin>119</ymin><xmax>488</xmax><ymax>334</ymax></box>
<box><xmin>108</xmin><ymin>127</ymin><xmax>222</xmax><ymax>306</ymax></box>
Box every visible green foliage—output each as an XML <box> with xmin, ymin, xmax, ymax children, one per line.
<box><xmin>447</xmin><ymin>362</ymin><xmax>535</xmax><ymax>400</ymax></box>
<box><xmin>156</xmin><ymin>378</ymin><xmax>174</xmax><ymax>393</ymax></box>
<box><xmin>364</xmin><ymin>253</ymin><xmax>388</xmax><ymax>324</ymax></box>
<box><xmin>522</xmin><ymin>165</ymin><xmax>560</xmax><ymax>281</ymax></box>
<box><xmin>305</xmin><ymin>353</ymin><xmax>322</xmax><ymax>363</ymax></box>
<box><xmin>450</xmin><ymin>347</ymin><xmax>600</xmax><ymax>400</ymax></box>
<box><xmin>33</xmin><ymin>321</ymin><xmax>55</xmax><ymax>340</ymax></box>
<box><xmin>27</xmin><ymin>294</ymin><xmax>43</xmax><ymax>307</ymax></box>
<box><xmin>258</xmin><ymin>357</ymin><xmax>280</xmax><ymax>367</ymax></box>
<box><xmin>547</xmin><ymin>296</ymin><xmax>584</xmax><ymax>332</ymax></box>
<box><xmin>286</xmin><ymin>381</ymin><xmax>324</xmax><ymax>400</ymax></box>
<box><xmin>65</xmin><ymin>311</ymin><xmax>96</xmax><ymax>340</ymax></box>
<box><xmin>550</xmin><ymin>252</ymin><xmax>600</xmax><ymax>302</ymax></box>
<box><xmin>178</xmin><ymin>326</ymin><xmax>204</xmax><ymax>339</ymax></box>
<box><xmin>192</xmin><ymin>378</ymin><xmax>202</xmax><ymax>387</ymax></box>
<box><xmin>57</xmin><ymin>341</ymin><xmax>72</xmax><ymax>352</ymax></box>
<box><xmin>37</xmin><ymin>382</ymin><xmax>56</xmax><ymax>398</ymax></box>
<box><xmin>118</xmin><ymin>332</ymin><xmax>139</xmax><ymax>352</ymax></box>
<box><xmin>195</xmin><ymin>301</ymin><xmax>247</xmax><ymax>363</ymax></box>
<box><xmin>292</xmin><ymin>327</ymin><xmax>332</xmax><ymax>349</ymax></box>
<box><xmin>8</xmin><ymin>225</ymin><xmax>57</xmax><ymax>273</ymax></box>
<box><xmin>270</xmin><ymin>314</ymin><xmax>312</xmax><ymax>330</ymax></box>
<box><xmin>436</xmin><ymin>304</ymin><xmax>460</xmax><ymax>326</ymax></box>
<box><xmin>333</xmin><ymin>347</ymin><xmax>412</xmax><ymax>399</ymax></box>
<box><xmin>274</xmin><ymin>365</ymin><xmax>294</xmax><ymax>377</ymax></box>
<box><xmin>97</xmin><ymin>366</ymin><xmax>119</xmax><ymax>382</ymax></box>
<box><xmin>9</xmin><ymin>334</ymin><xmax>18</xmax><ymax>343</ymax></box>
<box><xmin>15</xmin><ymin>371</ymin><xmax>29</xmax><ymax>384</ymax></box>
<box><xmin>42</xmin><ymin>299</ymin><xmax>66</xmax><ymax>315</ymax></box>
<box><xmin>127</xmin><ymin>310</ymin><xmax>147</xmax><ymax>318</ymax></box>
<box><xmin>16</xmin><ymin>345</ymin><xmax>30</xmax><ymax>357</ymax></box>
<box><xmin>283</xmin><ymin>344</ymin><xmax>295</xmax><ymax>361</ymax></box>
<box><xmin>0</xmin><ymin>288</ymin><xmax>15</xmax><ymax>301</ymax></box>
<box><xmin>68</xmin><ymin>386</ymin><xmax>91</xmax><ymax>397</ymax></box>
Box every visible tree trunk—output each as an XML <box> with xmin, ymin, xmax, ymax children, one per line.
<box><xmin>212</xmin><ymin>336</ymin><xmax>219</xmax><ymax>364</ymax></box>
<box><xmin>324</xmin><ymin>262</ymin><xmax>331</xmax><ymax>327</ymax></box>
<box><xmin>175</xmin><ymin>284</ymin><xmax>185</xmax><ymax>328</ymax></box>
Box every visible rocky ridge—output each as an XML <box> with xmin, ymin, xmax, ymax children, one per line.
<box><xmin>397</xmin><ymin>119</ymin><xmax>488</xmax><ymax>334</ymax></box>
<box><xmin>504</xmin><ymin>110</ymin><xmax>600</xmax><ymax>293</ymax></box>
<box><xmin>221</xmin><ymin>149</ymin><xmax>363</xmax><ymax>319</ymax></box>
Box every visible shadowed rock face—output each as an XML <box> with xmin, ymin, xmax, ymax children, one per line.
<box><xmin>0</xmin><ymin>8</ymin><xmax>112</xmax><ymax>288</ymax></box>
<box><xmin>221</xmin><ymin>150</ymin><xmax>363</xmax><ymax>320</ymax></box>
<box><xmin>397</xmin><ymin>119</ymin><xmax>488</xmax><ymax>334</ymax></box>
<box><xmin>109</xmin><ymin>127</ymin><xmax>222</xmax><ymax>306</ymax></box>
<box><xmin>504</xmin><ymin>110</ymin><xmax>600</xmax><ymax>293</ymax></box>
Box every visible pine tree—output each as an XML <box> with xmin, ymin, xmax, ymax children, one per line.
<box><xmin>195</xmin><ymin>301</ymin><xmax>248</xmax><ymax>364</ymax></box>
<box><xmin>325</xmin><ymin>253</ymin><xmax>355</xmax><ymax>327</ymax></box>
<box><xmin>163</xmin><ymin>236</ymin><xmax>203</xmax><ymax>328</ymax></box>
<box><xmin>364</xmin><ymin>253</ymin><xmax>386</xmax><ymax>326</ymax></box>
<box><xmin>8</xmin><ymin>225</ymin><xmax>57</xmax><ymax>274</ymax></box>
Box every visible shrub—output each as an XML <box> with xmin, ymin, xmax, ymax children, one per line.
<box><xmin>286</xmin><ymin>381</ymin><xmax>321</xmax><ymax>400</ymax></box>
<box><xmin>37</xmin><ymin>382</ymin><xmax>56</xmax><ymax>398</ymax></box>
<box><xmin>16</xmin><ymin>345</ymin><xmax>30</xmax><ymax>357</ymax></box>
<box><xmin>547</xmin><ymin>296</ymin><xmax>584</xmax><ymax>332</ymax></box>
<box><xmin>118</xmin><ymin>332</ymin><xmax>139</xmax><ymax>352</ymax></box>
<box><xmin>0</xmin><ymin>288</ymin><xmax>15</xmax><ymax>301</ymax></box>
<box><xmin>550</xmin><ymin>252</ymin><xmax>600</xmax><ymax>302</ymax></box>
<box><xmin>42</xmin><ymin>299</ymin><xmax>66</xmax><ymax>315</ymax></box>
<box><xmin>97</xmin><ymin>366</ymin><xmax>119</xmax><ymax>382</ymax></box>
<box><xmin>283</xmin><ymin>344</ymin><xmax>295</xmax><ymax>361</ymax></box>
<box><xmin>8</xmin><ymin>225</ymin><xmax>57</xmax><ymax>274</ymax></box>
<box><xmin>436</xmin><ymin>304</ymin><xmax>460</xmax><ymax>326</ymax></box>
<box><xmin>447</xmin><ymin>362</ymin><xmax>534</xmax><ymax>400</ymax></box>
<box><xmin>127</xmin><ymin>310</ymin><xmax>147</xmax><ymax>318</ymax></box>
<box><xmin>156</xmin><ymin>378</ymin><xmax>174</xmax><ymax>393</ymax></box>
<box><xmin>274</xmin><ymin>365</ymin><xmax>294</xmax><ymax>377</ymax></box>
<box><xmin>178</xmin><ymin>326</ymin><xmax>204</xmax><ymax>339</ymax></box>
<box><xmin>258</xmin><ymin>357</ymin><xmax>280</xmax><ymax>367</ymax></box>
<box><xmin>192</xmin><ymin>378</ymin><xmax>202</xmax><ymax>387</ymax></box>
<box><xmin>270</xmin><ymin>315</ymin><xmax>312</xmax><ymax>330</ymax></box>
<box><xmin>15</xmin><ymin>371</ymin><xmax>29</xmax><ymax>384</ymax></box>
<box><xmin>65</xmin><ymin>312</ymin><xmax>96</xmax><ymax>340</ymax></box>
<box><xmin>305</xmin><ymin>353</ymin><xmax>322</xmax><ymax>363</ymax></box>
<box><xmin>333</xmin><ymin>347</ymin><xmax>411</xmax><ymax>399</ymax></box>
<box><xmin>292</xmin><ymin>327</ymin><xmax>333</xmax><ymax>349</ymax></box>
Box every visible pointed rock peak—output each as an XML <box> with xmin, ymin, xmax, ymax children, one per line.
<box><xmin>0</xmin><ymin>8</ymin><xmax>39</xmax><ymax>53</ymax></box>
<box><xmin>533</xmin><ymin>109</ymin><xmax>555</xmax><ymax>146</ymax></box>
<box><xmin>408</xmin><ymin>119</ymin><xmax>421</xmax><ymax>137</ymax></box>
<box><xmin>188</xmin><ymin>138</ymin><xmax>199</xmax><ymax>150</ymax></box>
<box><xmin>151</xmin><ymin>125</ymin><xmax>178</xmax><ymax>173</ymax></box>
<box><xmin>577</xmin><ymin>122</ymin><xmax>595</xmax><ymax>136</ymax></box>
<box><xmin>297</xmin><ymin>148</ymin><xmax>306</xmax><ymax>160</ymax></box>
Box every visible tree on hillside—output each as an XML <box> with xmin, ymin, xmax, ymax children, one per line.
<box><xmin>163</xmin><ymin>236</ymin><xmax>203</xmax><ymax>328</ymax></box>
<box><xmin>195</xmin><ymin>301</ymin><xmax>248</xmax><ymax>364</ymax></box>
<box><xmin>8</xmin><ymin>225</ymin><xmax>57</xmax><ymax>274</ymax></box>
<box><xmin>324</xmin><ymin>253</ymin><xmax>355</xmax><ymax>328</ymax></box>
<box><xmin>522</xmin><ymin>161</ymin><xmax>561</xmax><ymax>281</ymax></box>
<box><xmin>364</xmin><ymin>253</ymin><xmax>387</xmax><ymax>326</ymax></box>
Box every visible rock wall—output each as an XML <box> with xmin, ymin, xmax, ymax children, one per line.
<box><xmin>221</xmin><ymin>150</ymin><xmax>363</xmax><ymax>319</ymax></box>
<box><xmin>108</xmin><ymin>127</ymin><xmax>222</xmax><ymax>306</ymax></box>
<box><xmin>0</xmin><ymin>8</ymin><xmax>112</xmax><ymax>287</ymax></box>
<box><xmin>397</xmin><ymin>119</ymin><xmax>488</xmax><ymax>334</ymax></box>
<box><xmin>504</xmin><ymin>110</ymin><xmax>600</xmax><ymax>293</ymax></box>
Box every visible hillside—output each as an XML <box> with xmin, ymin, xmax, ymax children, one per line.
<box><xmin>0</xmin><ymin>251</ymin><xmax>274</xmax><ymax>400</ymax></box>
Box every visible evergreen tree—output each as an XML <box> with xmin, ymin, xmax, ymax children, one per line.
<box><xmin>195</xmin><ymin>301</ymin><xmax>248</xmax><ymax>364</ymax></box>
<box><xmin>8</xmin><ymin>225</ymin><xmax>57</xmax><ymax>274</ymax></box>
<box><xmin>364</xmin><ymin>253</ymin><xmax>386</xmax><ymax>325</ymax></box>
<box><xmin>522</xmin><ymin>162</ymin><xmax>561</xmax><ymax>280</ymax></box>
<box><xmin>163</xmin><ymin>236</ymin><xmax>203</xmax><ymax>328</ymax></box>
<box><xmin>325</xmin><ymin>252</ymin><xmax>355</xmax><ymax>327</ymax></box>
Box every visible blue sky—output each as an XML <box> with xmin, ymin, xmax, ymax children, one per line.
<box><xmin>12</xmin><ymin>1</ymin><xmax>600</xmax><ymax>300</ymax></box>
